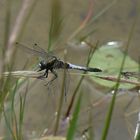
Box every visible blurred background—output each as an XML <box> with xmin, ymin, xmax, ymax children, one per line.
<box><xmin>0</xmin><ymin>0</ymin><xmax>140</xmax><ymax>140</ymax></box>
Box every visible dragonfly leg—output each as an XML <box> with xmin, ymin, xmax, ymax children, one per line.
<box><xmin>45</xmin><ymin>69</ymin><xmax>58</xmax><ymax>86</ymax></box>
<box><xmin>37</xmin><ymin>69</ymin><xmax>48</xmax><ymax>79</ymax></box>
<box><xmin>51</xmin><ymin>69</ymin><xmax>58</xmax><ymax>81</ymax></box>
<box><xmin>44</xmin><ymin>70</ymin><xmax>49</xmax><ymax>78</ymax></box>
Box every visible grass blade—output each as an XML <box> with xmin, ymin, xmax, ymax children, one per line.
<box><xmin>101</xmin><ymin>17</ymin><xmax>137</xmax><ymax>140</ymax></box>
<box><xmin>48</xmin><ymin>0</ymin><xmax>62</xmax><ymax>51</ymax></box>
<box><xmin>64</xmin><ymin>41</ymin><xmax>99</xmax><ymax>118</ymax></box>
<box><xmin>66</xmin><ymin>92</ymin><xmax>82</xmax><ymax>140</ymax></box>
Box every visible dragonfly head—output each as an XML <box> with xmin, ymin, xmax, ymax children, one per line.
<box><xmin>38</xmin><ymin>60</ymin><xmax>47</xmax><ymax>70</ymax></box>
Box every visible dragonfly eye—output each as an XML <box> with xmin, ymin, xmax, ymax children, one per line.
<box><xmin>38</xmin><ymin>61</ymin><xmax>45</xmax><ymax>70</ymax></box>
<box><xmin>38</xmin><ymin>62</ymin><xmax>42</xmax><ymax>67</ymax></box>
<box><xmin>39</xmin><ymin>60</ymin><xmax>46</xmax><ymax>68</ymax></box>
<box><xmin>40</xmin><ymin>60</ymin><xmax>45</xmax><ymax>64</ymax></box>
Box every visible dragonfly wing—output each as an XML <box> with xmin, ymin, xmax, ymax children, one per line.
<box><xmin>33</xmin><ymin>43</ymin><xmax>50</xmax><ymax>59</ymax></box>
<box><xmin>16</xmin><ymin>42</ymin><xmax>46</xmax><ymax>58</ymax></box>
<box><xmin>32</xmin><ymin>43</ymin><xmax>57</xmax><ymax>60</ymax></box>
<box><xmin>16</xmin><ymin>42</ymin><xmax>59</xmax><ymax>62</ymax></box>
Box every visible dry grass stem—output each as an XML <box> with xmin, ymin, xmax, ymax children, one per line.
<box><xmin>5</xmin><ymin>0</ymin><xmax>36</xmax><ymax>65</ymax></box>
<box><xmin>95</xmin><ymin>75</ymin><xmax>140</xmax><ymax>86</ymax></box>
<box><xmin>2</xmin><ymin>70</ymin><xmax>44</xmax><ymax>78</ymax></box>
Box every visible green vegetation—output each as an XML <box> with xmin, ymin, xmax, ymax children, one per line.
<box><xmin>0</xmin><ymin>0</ymin><xmax>139</xmax><ymax>140</ymax></box>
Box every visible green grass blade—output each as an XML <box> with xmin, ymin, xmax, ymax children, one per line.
<box><xmin>48</xmin><ymin>0</ymin><xmax>62</xmax><ymax>51</ymax></box>
<box><xmin>18</xmin><ymin>83</ymin><xmax>28</xmax><ymax>140</ymax></box>
<box><xmin>65</xmin><ymin>42</ymin><xmax>99</xmax><ymax>118</ymax></box>
<box><xmin>3</xmin><ymin>110</ymin><xmax>17</xmax><ymax>140</ymax></box>
<box><xmin>53</xmin><ymin>52</ymin><xmax>67</xmax><ymax>135</ymax></box>
<box><xmin>101</xmin><ymin>17</ymin><xmax>137</xmax><ymax>140</ymax></box>
<box><xmin>11</xmin><ymin>80</ymin><xmax>19</xmax><ymax>139</ymax></box>
<box><xmin>66</xmin><ymin>92</ymin><xmax>82</xmax><ymax>140</ymax></box>
<box><xmin>3</xmin><ymin>0</ymin><xmax>11</xmax><ymax>54</ymax></box>
<box><xmin>3</xmin><ymin>80</ymin><xmax>20</xmax><ymax>140</ymax></box>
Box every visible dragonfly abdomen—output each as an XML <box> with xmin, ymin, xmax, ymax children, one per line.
<box><xmin>68</xmin><ymin>63</ymin><xmax>102</xmax><ymax>72</ymax></box>
<box><xmin>85</xmin><ymin>67</ymin><xmax>102</xmax><ymax>72</ymax></box>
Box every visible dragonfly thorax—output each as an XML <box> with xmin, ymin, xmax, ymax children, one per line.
<box><xmin>39</xmin><ymin>60</ymin><xmax>47</xmax><ymax>70</ymax></box>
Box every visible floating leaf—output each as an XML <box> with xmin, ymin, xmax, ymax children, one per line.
<box><xmin>89</xmin><ymin>41</ymin><xmax>139</xmax><ymax>89</ymax></box>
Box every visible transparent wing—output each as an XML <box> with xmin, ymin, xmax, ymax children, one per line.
<box><xmin>32</xmin><ymin>44</ymin><xmax>65</xmax><ymax>59</ymax></box>
<box><xmin>16</xmin><ymin>42</ymin><xmax>55</xmax><ymax>60</ymax></box>
<box><xmin>33</xmin><ymin>43</ymin><xmax>51</xmax><ymax>58</ymax></box>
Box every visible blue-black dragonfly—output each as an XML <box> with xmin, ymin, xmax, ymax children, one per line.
<box><xmin>16</xmin><ymin>42</ymin><xmax>102</xmax><ymax>82</ymax></box>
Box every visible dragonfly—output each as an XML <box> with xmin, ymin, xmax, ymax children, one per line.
<box><xmin>121</xmin><ymin>71</ymin><xmax>140</xmax><ymax>79</ymax></box>
<box><xmin>16</xmin><ymin>42</ymin><xmax>102</xmax><ymax>83</ymax></box>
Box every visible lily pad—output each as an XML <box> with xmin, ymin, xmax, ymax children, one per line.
<box><xmin>89</xmin><ymin>41</ymin><xmax>139</xmax><ymax>89</ymax></box>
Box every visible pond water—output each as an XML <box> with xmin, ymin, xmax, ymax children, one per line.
<box><xmin>0</xmin><ymin>0</ymin><xmax>140</xmax><ymax>139</ymax></box>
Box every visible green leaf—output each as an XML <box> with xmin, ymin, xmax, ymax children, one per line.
<box><xmin>89</xmin><ymin>41</ymin><xmax>139</xmax><ymax>88</ymax></box>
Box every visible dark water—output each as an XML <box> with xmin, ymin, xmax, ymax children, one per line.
<box><xmin>0</xmin><ymin>0</ymin><xmax>140</xmax><ymax>139</ymax></box>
